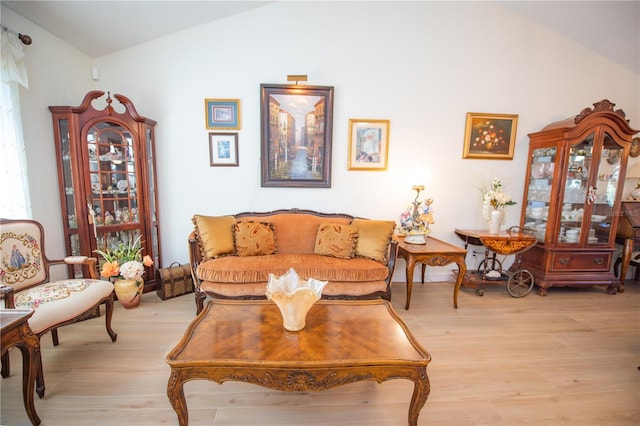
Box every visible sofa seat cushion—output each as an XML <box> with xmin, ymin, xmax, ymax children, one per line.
<box><xmin>200</xmin><ymin>279</ymin><xmax>388</xmax><ymax>299</ymax></box>
<box><xmin>14</xmin><ymin>279</ymin><xmax>114</xmax><ymax>334</ymax></box>
<box><xmin>196</xmin><ymin>253</ymin><xmax>389</xmax><ymax>284</ymax></box>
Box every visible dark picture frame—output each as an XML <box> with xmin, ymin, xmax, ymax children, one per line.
<box><xmin>347</xmin><ymin>119</ymin><xmax>390</xmax><ymax>171</ymax></box>
<box><xmin>260</xmin><ymin>84</ymin><xmax>334</xmax><ymax>187</ymax></box>
<box><xmin>205</xmin><ymin>98</ymin><xmax>240</xmax><ymax>130</ymax></box>
<box><xmin>209</xmin><ymin>133</ymin><xmax>239</xmax><ymax>166</ymax></box>
<box><xmin>462</xmin><ymin>112</ymin><xmax>518</xmax><ymax>160</ymax></box>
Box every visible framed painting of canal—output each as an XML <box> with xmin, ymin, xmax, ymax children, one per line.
<box><xmin>205</xmin><ymin>98</ymin><xmax>241</xmax><ymax>130</ymax></box>
<box><xmin>260</xmin><ymin>84</ymin><xmax>334</xmax><ymax>187</ymax></box>
<box><xmin>462</xmin><ymin>112</ymin><xmax>518</xmax><ymax>160</ymax></box>
<box><xmin>347</xmin><ymin>119</ymin><xmax>390</xmax><ymax>171</ymax></box>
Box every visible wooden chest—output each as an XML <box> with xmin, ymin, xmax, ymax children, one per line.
<box><xmin>156</xmin><ymin>263</ymin><xmax>194</xmax><ymax>300</ymax></box>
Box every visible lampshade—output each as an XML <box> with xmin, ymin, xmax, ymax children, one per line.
<box><xmin>408</xmin><ymin>167</ymin><xmax>430</xmax><ymax>188</ymax></box>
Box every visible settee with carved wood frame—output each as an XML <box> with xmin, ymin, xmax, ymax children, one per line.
<box><xmin>188</xmin><ymin>209</ymin><xmax>398</xmax><ymax>314</ymax></box>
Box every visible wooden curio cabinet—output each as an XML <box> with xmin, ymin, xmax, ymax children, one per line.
<box><xmin>519</xmin><ymin>100</ymin><xmax>637</xmax><ymax>295</ymax></box>
<box><xmin>50</xmin><ymin>91</ymin><xmax>161</xmax><ymax>290</ymax></box>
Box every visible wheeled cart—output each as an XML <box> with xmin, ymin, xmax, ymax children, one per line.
<box><xmin>455</xmin><ymin>227</ymin><xmax>538</xmax><ymax>297</ymax></box>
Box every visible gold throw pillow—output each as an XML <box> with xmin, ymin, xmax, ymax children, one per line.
<box><xmin>192</xmin><ymin>214</ymin><xmax>236</xmax><ymax>259</ymax></box>
<box><xmin>351</xmin><ymin>219</ymin><xmax>396</xmax><ymax>264</ymax></box>
<box><xmin>313</xmin><ymin>222</ymin><xmax>358</xmax><ymax>259</ymax></box>
<box><xmin>234</xmin><ymin>220</ymin><xmax>277</xmax><ymax>257</ymax></box>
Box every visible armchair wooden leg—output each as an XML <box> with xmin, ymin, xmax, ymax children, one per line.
<box><xmin>104</xmin><ymin>297</ymin><xmax>117</xmax><ymax>342</ymax></box>
<box><xmin>51</xmin><ymin>329</ymin><xmax>59</xmax><ymax>347</ymax></box>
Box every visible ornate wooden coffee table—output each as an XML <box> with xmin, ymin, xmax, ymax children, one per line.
<box><xmin>166</xmin><ymin>299</ymin><xmax>431</xmax><ymax>426</ymax></box>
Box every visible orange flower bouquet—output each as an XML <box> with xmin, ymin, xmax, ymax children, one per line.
<box><xmin>94</xmin><ymin>235</ymin><xmax>153</xmax><ymax>286</ymax></box>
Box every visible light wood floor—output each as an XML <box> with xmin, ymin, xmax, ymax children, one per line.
<box><xmin>2</xmin><ymin>279</ymin><xmax>639</xmax><ymax>425</ymax></box>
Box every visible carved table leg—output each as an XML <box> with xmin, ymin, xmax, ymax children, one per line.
<box><xmin>405</xmin><ymin>256</ymin><xmax>416</xmax><ymax>310</ymax></box>
<box><xmin>1</xmin><ymin>351</ymin><xmax>9</xmax><ymax>378</ymax></box>
<box><xmin>35</xmin><ymin>353</ymin><xmax>45</xmax><ymax>398</ymax></box>
<box><xmin>619</xmin><ymin>238</ymin><xmax>633</xmax><ymax>293</ymax></box>
<box><xmin>408</xmin><ymin>367</ymin><xmax>430</xmax><ymax>426</ymax></box>
<box><xmin>167</xmin><ymin>370</ymin><xmax>188</xmax><ymax>426</ymax></box>
<box><xmin>453</xmin><ymin>256</ymin><xmax>467</xmax><ymax>309</ymax></box>
<box><xmin>18</xmin><ymin>342</ymin><xmax>41</xmax><ymax>425</ymax></box>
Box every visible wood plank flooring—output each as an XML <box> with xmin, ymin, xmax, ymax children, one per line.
<box><xmin>1</xmin><ymin>279</ymin><xmax>639</xmax><ymax>425</ymax></box>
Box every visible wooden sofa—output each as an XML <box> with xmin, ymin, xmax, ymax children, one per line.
<box><xmin>188</xmin><ymin>209</ymin><xmax>398</xmax><ymax>314</ymax></box>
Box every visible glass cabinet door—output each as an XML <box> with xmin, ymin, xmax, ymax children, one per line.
<box><xmin>558</xmin><ymin>131</ymin><xmax>623</xmax><ymax>245</ymax></box>
<box><xmin>86</xmin><ymin>121</ymin><xmax>140</xmax><ymax>252</ymax></box>
<box><xmin>558</xmin><ymin>133</ymin><xmax>594</xmax><ymax>244</ymax></box>
<box><xmin>589</xmin><ymin>131</ymin><xmax>623</xmax><ymax>244</ymax></box>
<box><xmin>87</xmin><ymin>122</ymin><xmax>138</xmax><ymax>227</ymax></box>
<box><xmin>525</xmin><ymin>147</ymin><xmax>557</xmax><ymax>241</ymax></box>
<box><xmin>56</xmin><ymin>118</ymin><xmax>82</xmax><ymax>255</ymax></box>
<box><xmin>145</xmin><ymin>127</ymin><xmax>160</xmax><ymax>266</ymax></box>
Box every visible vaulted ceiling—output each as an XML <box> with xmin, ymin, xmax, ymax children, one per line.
<box><xmin>3</xmin><ymin>1</ymin><xmax>638</xmax><ymax>73</ymax></box>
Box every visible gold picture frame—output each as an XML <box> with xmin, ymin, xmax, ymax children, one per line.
<box><xmin>347</xmin><ymin>119</ymin><xmax>390</xmax><ymax>171</ymax></box>
<box><xmin>463</xmin><ymin>112</ymin><xmax>518</xmax><ymax>160</ymax></box>
<box><xmin>205</xmin><ymin>98</ymin><xmax>241</xmax><ymax>130</ymax></box>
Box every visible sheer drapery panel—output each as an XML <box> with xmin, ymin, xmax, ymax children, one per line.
<box><xmin>0</xmin><ymin>26</ymin><xmax>30</xmax><ymax>218</ymax></box>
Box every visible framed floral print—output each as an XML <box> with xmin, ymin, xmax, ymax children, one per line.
<box><xmin>205</xmin><ymin>98</ymin><xmax>241</xmax><ymax>130</ymax></box>
<box><xmin>209</xmin><ymin>133</ymin><xmax>238</xmax><ymax>166</ymax></box>
<box><xmin>260</xmin><ymin>84</ymin><xmax>334</xmax><ymax>187</ymax></box>
<box><xmin>347</xmin><ymin>119</ymin><xmax>390</xmax><ymax>171</ymax></box>
<box><xmin>463</xmin><ymin>112</ymin><xmax>518</xmax><ymax>160</ymax></box>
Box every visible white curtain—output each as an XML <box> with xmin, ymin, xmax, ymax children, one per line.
<box><xmin>0</xmin><ymin>26</ymin><xmax>31</xmax><ymax>219</ymax></box>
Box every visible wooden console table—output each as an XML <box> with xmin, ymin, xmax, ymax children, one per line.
<box><xmin>0</xmin><ymin>309</ymin><xmax>41</xmax><ymax>425</ymax></box>
<box><xmin>166</xmin><ymin>299</ymin><xmax>431</xmax><ymax>426</ymax></box>
<box><xmin>396</xmin><ymin>237</ymin><xmax>467</xmax><ymax>309</ymax></box>
<box><xmin>614</xmin><ymin>201</ymin><xmax>640</xmax><ymax>290</ymax></box>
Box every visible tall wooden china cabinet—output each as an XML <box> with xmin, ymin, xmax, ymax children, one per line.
<box><xmin>519</xmin><ymin>100</ymin><xmax>637</xmax><ymax>295</ymax></box>
<box><xmin>50</xmin><ymin>91</ymin><xmax>161</xmax><ymax>290</ymax></box>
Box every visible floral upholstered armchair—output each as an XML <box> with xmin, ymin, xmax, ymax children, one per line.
<box><xmin>0</xmin><ymin>218</ymin><xmax>117</xmax><ymax>398</ymax></box>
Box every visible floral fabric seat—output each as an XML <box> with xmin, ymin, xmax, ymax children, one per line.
<box><xmin>1</xmin><ymin>218</ymin><xmax>117</xmax><ymax>398</ymax></box>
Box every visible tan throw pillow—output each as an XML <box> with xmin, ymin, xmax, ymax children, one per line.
<box><xmin>351</xmin><ymin>219</ymin><xmax>396</xmax><ymax>264</ymax></box>
<box><xmin>192</xmin><ymin>215</ymin><xmax>236</xmax><ymax>259</ymax></box>
<box><xmin>313</xmin><ymin>222</ymin><xmax>358</xmax><ymax>259</ymax></box>
<box><xmin>234</xmin><ymin>220</ymin><xmax>277</xmax><ymax>257</ymax></box>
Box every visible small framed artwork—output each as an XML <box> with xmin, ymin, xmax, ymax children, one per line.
<box><xmin>205</xmin><ymin>98</ymin><xmax>241</xmax><ymax>130</ymax></box>
<box><xmin>209</xmin><ymin>133</ymin><xmax>239</xmax><ymax>166</ymax></box>
<box><xmin>260</xmin><ymin>84</ymin><xmax>334</xmax><ymax>187</ymax></box>
<box><xmin>462</xmin><ymin>112</ymin><xmax>518</xmax><ymax>160</ymax></box>
<box><xmin>347</xmin><ymin>119</ymin><xmax>390</xmax><ymax>171</ymax></box>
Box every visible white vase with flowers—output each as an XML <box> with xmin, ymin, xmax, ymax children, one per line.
<box><xmin>480</xmin><ymin>177</ymin><xmax>517</xmax><ymax>234</ymax></box>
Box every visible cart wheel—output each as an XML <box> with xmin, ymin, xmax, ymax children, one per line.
<box><xmin>478</xmin><ymin>258</ymin><xmax>503</xmax><ymax>274</ymax></box>
<box><xmin>475</xmin><ymin>288</ymin><xmax>484</xmax><ymax>296</ymax></box>
<box><xmin>507</xmin><ymin>269</ymin><xmax>534</xmax><ymax>298</ymax></box>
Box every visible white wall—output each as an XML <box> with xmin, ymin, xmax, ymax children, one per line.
<box><xmin>2</xmin><ymin>7</ymin><xmax>94</xmax><ymax>263</ymax></box>
<box><xmin>4</xmin><ymin>1</ymin><xmax>639</xmax><ymax>282</ymax></box>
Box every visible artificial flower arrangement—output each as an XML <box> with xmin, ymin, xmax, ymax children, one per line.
<box><xmin>480</xmin><ymin>177</ymin><xmax>517</xmax><ymax>220</ymax></box>
<box><xmin>399</xmin><ymin>196</ymin><xmax>435</xmax><ymax>235</ymax></box>
<box><xmin>94</xmin><ymin>235</ymin><xmax>153</xmax><ymax>285</ymax></box>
